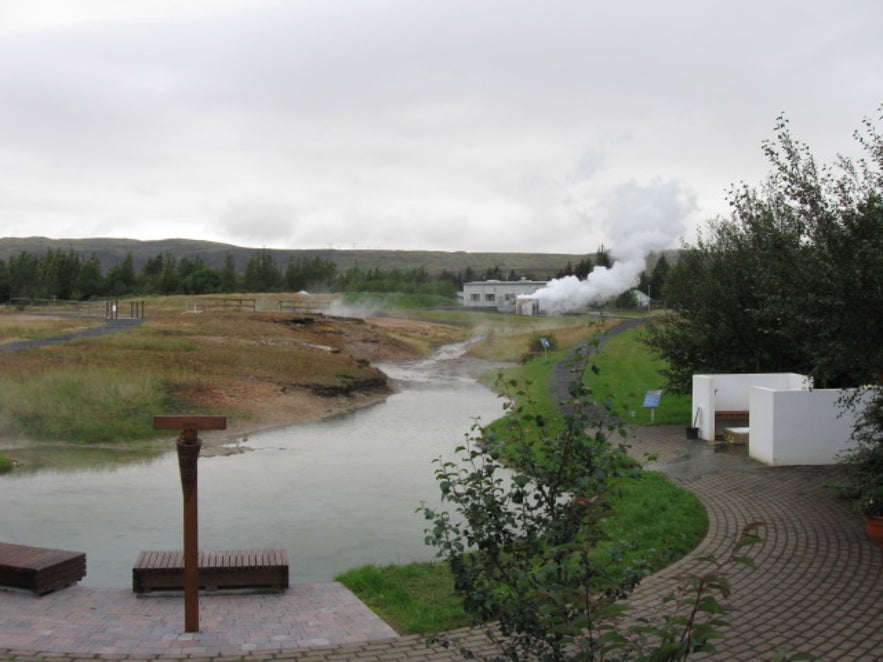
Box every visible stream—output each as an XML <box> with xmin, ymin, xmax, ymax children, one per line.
<box><xmin>0</xmin><ymin>340</ymin><xmax>504</xmax><ymax>587</ymax></box>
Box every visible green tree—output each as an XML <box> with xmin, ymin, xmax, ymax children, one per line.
<box><xmin>243</xmin><ymin>248</ymin><xmax>282</xmax><ymax>292</ymax></box>
<box><xmin>285</xmin><ymin>256</ymin><xmax>337</xmax><ymax>292</ymax></box>
<box><xmin>647</xmin><ymin>112</ymin><xmax>883</xmax><ymax>391</ymax></box>
<box><xmin>422</xmin><ymin>350</ymin><xmax>644</xmax><ymax>661</ymax></box>
<box><xmin>648</xmin><ymin>253</ymin><xmax>671</xmax><ymax>301</ymax></box>
<box><xmin>76</xmin><ymin>254</ymin><xmax>105</xmax><ymax>299</ymax></box>
<box><xmin>220</xmin><ymin>253</ymin><xmax>237</xmax><ymax>292</ymax></box>
<box><xmin>7</xmin><ymin>251</ymin><xmax>39</xmax><ymax>299</ymax></box>
<box><xmin>0</xmin><ymin>258</ymin><xmax>10</xmax><ymax>302</ymax></box>
<box><xmin>107</xmin><ymin>252</ymin><xmax>136</xmax><ymax>296</ymax></box>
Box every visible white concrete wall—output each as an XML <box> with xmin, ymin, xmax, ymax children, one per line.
<box><xmin>749</xmin><ymin>388</ymin><xmax>862</xmax><ymax>465</ymax></box>
<box><xmin>691</xmin><ymin>373</ymin><xmax>810</xmax><ymax>441</ymax></box>
<box><xmin>691</xmin><ymin>375</ymin><xmax>715</xmax><ymax>441</ymax></box>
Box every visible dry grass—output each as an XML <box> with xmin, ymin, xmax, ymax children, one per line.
<box><xmin>0</xmin><ymin>301</ymin><xmax>466</xmax><ymax>443</ymax></box>
<box><xmin>468</xmin><ymin>318</ymin><xmax>616</xmax><ymax>362</ymax></box>
<box><xmin>0</xmin><ymin>314</ymin><xmax>103</xmax><ymax>343</ymax></box>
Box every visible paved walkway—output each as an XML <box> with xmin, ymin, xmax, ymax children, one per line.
<box><xmin>1</xmin><ymin>426</ymin><xmax>881</xmax><ymax>661</ymax></box>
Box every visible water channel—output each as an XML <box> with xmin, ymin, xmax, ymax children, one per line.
<box><xmin>0</xmin><ymin>341</ymin><xmax>505</xmax><ymax>588</ymax></box>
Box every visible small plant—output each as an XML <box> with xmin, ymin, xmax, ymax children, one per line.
<box><xmin>614</xmin><ymin>522</ymin><xmax>766</xmax><ymax>660</ymax></box>
<box><xmin>528</xmin><ymin>331</ymin><xmax>558</xmax><ymax>354</ymax></box>
<box><xmin>858</xmin><ymin>484</ymin><xmax>883</xmax><ymax>518</ymax></box>
<box><xmin>835</xmin><ymin>384</ymin><xmax>883</xmax><ymax>518</ymax></box>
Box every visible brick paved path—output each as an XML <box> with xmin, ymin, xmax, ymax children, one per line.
<box><xmin>1</xmin><ymin>426</ymin><xmax>881</xmax><ymax>661</ymax></box>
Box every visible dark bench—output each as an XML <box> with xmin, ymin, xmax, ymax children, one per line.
<box><xmin>132</xmin><ymin>548</ymin><xmax>289</xmax><ymax>593</ymax></box>
<box><xmin>714</xmin><ymin>410</ymin><xmax>749</xmax><ymax>439</ymax></box>
<box><xmin>714</xmin><ymin>410</ymin><xmax>749</xmax><ymax>422</ymax></box>
<box><xmin>0</xmin><ymin>542</ymin><xmax>87</xmax><ymax>595</ymax></box>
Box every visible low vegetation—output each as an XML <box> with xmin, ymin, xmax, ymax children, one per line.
<box><xmin>339</xmin><ymin>321</ymin><xmax>706</xmax><ymax>638</ymax></box>
<box><xmin>0</xmin><ymin>296</ymin><xmax>468</xmax><ymax>443</ymax></box>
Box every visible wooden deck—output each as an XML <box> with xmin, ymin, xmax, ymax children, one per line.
<box><xmin>132</xmin><ymin>548</ymin><xmax>289</xmax><ymax>593</ymax></box>
<box><xmin>0</xmin><ymin>542</ymin><xmax>87</xmax><ymax>595</ymax></box>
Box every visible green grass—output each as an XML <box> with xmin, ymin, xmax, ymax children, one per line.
<box><xmin>338</xmin><ymin>324</ymin><xmax>706</xmax><ymax>635</ymax></box>
<box><xmin>586</xmin><ymin>328</ymin><xmax>690</xmax><ymax>425</ymax></box>
<box><xmin>339</xmin><ymin>470</ymin><xmax>707</xmax><ymax>635</ymax></box>
<box><xmin>335</xmin><ymin>562</ymin><xmax>468</xmax><ymax>634</ymax></box>
<box><xmin>599</xmin><ymin>471</ymin><xmax>708</xmax><ymax>576</ymax></box>
<box><xmin>0</xmin><ymin>367</ymin><xmax>179</xmax><ymax>442</ymax></box>
<box><xmin>0</xmin><ymin>454</ymin><xmax>13</xmax><ymax>472</ymax></box>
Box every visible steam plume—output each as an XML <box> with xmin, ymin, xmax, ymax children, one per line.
<box><xmin>532</xmin><ymin>180</ymin><xmax>694</xmax><ymax>315</ymax></box>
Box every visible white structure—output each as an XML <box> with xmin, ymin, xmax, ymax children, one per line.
<box><xmin>461</xmin><ymin>280</ymin><xmax>547</xmax><ymax>312</ymax></box>
<box><xmin>692</xmin><ymin>373</ymin><xmax>865</xmax><ymax>465</ymax></box>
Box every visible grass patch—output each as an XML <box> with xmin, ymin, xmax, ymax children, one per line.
<box><xmin>599</xmin><ymin>471</ymin><xmax>708</xmax><ymax>576</ymax></box>
<box><xmin>0</xmin><ymin>454</ymin><xmax>13</xmax><ymax>472</ymax></box>
<box><xmin>336</xmin><ymin>562</ymin><xmax>468</xmax><ymax>634</ymax></box>
<box><xmin>340</xmin><ymin>471</ymin><xmax>707</xmax><ymax>635</ymax></box>
<box><xmin>0</xmin><ymin>367</ymin><xmax>177</xmax><ymax>443</ymax></box>
<box><xmin>339</xmin><ymin>317</ymin><xmax>705</xmax><ymax>635</ymax></box>
<box><xmin>586</xmin><ymin>328</ymin><xmax>690</xmax><ymax>425</ymax></box>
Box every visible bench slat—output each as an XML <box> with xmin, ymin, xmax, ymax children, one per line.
<box><xmin>0</xmin><ymin>542</ymin><xmax>86</xmax><ymax>595</ymax></box>
<box><xmin>132</xmin><ymin>548</ymin><xmax>289</xmax><ymax>593</ymax></box>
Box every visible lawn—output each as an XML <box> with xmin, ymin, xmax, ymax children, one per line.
<box><xmin>338</xmin><ymin>317</ymin><xmax>706</xmax><ymax>635</ymax></box>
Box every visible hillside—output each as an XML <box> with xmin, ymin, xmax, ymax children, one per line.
<box><xmin>0</xmin><ymin>236</ymin><xmax>593</xmax><ymax>279</ymax></box>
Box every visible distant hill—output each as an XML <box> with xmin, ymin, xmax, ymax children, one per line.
<box><xmin>0</xmin><ymin>236</ymin><xmax>575</xmax><ymax>279</ymax></box>
<box><xmin>0</xmin><ymin>236</ymin><xmax>679</xmax><ymax>279</ymax></box>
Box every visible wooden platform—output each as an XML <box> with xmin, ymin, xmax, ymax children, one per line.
<box><xmin>132</xmin><ymin>549</ymin><xmax>289</xmax><ymax>593</ymax></box>
<box><xmin>0</xmin><ymin>542</ymin><xmax>86</xmax><ymax>595</ymax></box>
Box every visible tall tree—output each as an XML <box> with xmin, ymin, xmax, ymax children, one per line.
<box><xmin>646</xmin><ymin>112</ymin><xmax>883</xmax><ymax>391</ymax></box>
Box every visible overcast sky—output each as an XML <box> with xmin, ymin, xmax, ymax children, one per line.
<box><xmin>1</xmin><ymin>0</ymin><xmax>880</xmax><ymax>255</ymax></box>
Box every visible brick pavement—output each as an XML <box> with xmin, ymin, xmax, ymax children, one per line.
<box><xmin>1</xmin><ymin>425</ymin><xmax>881</xmax><ymax>661</ymax></box>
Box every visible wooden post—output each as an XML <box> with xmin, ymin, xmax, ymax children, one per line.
<box><xmin>153</xmin><ymin>415</ymin><xmax>227</xmax><ymax>633</ymax></box>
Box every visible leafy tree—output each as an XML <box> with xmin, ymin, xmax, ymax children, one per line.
<box><xmin>422</xmin><ymin>348</ymin><xmax>763</xmax><ymax>661</ymax></box>
<box><xmin>7</xmin><ymin>251</ymin><xmax>40</xmax><ymax>299</ymax></box>
<box><xmin>0</xmin><ymin>259</ymin><xmax>9</xmax><ymax>302</ymax></box>
<box><xmin>648</xmin><ymin>253</ymin><xmax>671</xmax><ymax>301</ymax></box>
<box><xmin>76</xmin><ymin>254</ymin><xmax>105</xmax><ymax>299</ymax></box>
<box><xmin>646</xmin><ymin>112</ymin><xmax>883</xmax><ymax>392</ymax></box>
<box><xmin>242</xmin><ymin>248</ymin><xmax>283</xmax><ymax>292</ymax></box>
<box><xmin>285</xmin><ymin>256</ymin><xmax>336</xmax><ymax>292</ymax></box>
<box><xmin>220</xmin><ymin>253</ymin><xmax>237</xmax><ymax>292</ymax></box>
<box><xmin>106</xmin><ymin>252</ymin><xmax>136</xmax><ymax>296</ymax></box>
<box><xmin>595</xmin><ymin>245</ymin><xmax>612</xmax><ymax>269</ymax></box>
<box><xmin>422</xmin><ymin>349</ymin><xmax>644</xmax><ymax>661</ymax></box>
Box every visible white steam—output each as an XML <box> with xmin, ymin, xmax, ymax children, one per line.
<box><xmin>531</xmin><ymin>179</ymin><xmax>694</xmax><ymax>315</ymax></box>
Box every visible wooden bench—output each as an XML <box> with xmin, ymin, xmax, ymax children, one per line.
<box><xmin>132</xmin><ymin>548</ymin><xmax>289</xmax><ymax>593</ymax></box>
<box><xmin>714</xmin><ymin>410</ymin><xmax>749</xmax><ymax>440</ymax></box>
<box><xmin>714</xmin><ymin>410</ymin><xmax>749</xmax><ymax>422</ymax></box>
<box><xmin>0</xmin><ymin>542</ymin><xmax>86</xmax><ymax>595</ymax></box>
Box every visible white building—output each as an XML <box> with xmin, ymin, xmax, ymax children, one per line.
<box><xmin>461</xmin><ymin>280</ymin><xmax>548</xmax><ymax>312</ymax></box>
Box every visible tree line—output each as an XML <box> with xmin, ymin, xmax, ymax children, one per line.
<box><xmin>2</xmin><ymin>247</ymin><xmax>666</xmax><ymax>303</ymax></box>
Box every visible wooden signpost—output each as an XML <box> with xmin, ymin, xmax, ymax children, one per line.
<box><xmin>153</xmin><ymin>415</ymin><xmax>227</xmax><ymax>633</ymax></box>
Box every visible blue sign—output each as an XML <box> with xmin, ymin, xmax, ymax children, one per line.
<box><xmin>539</xmin><ymin>337</ymin><xmax>551</xmax><ymax>350</ymax></box>
<box><xmin>642</xmin><ymin>389</ymin><xmax>663</xmax><ymax>408</ymax></box>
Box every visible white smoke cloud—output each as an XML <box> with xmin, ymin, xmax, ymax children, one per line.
<box><xmin>532</xmin><ymin>179</ymin><xmax>695</xmax><ymax>315</ymax></box>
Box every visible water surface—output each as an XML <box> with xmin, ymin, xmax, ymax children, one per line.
<box><xmin>0</xmin><ymin>342</ymin><xmax>504</xmax><ymax>587</ymax></box>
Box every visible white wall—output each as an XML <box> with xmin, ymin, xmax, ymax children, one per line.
<box><xmin>749</xmin><ymin>388</ymin><xmax>863</xmax><ymax>465</ymax></box>
<box><xmin>691</xmin><ymin>373</ymin><xmax>810</xmax><ymax>441</ymax></box>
